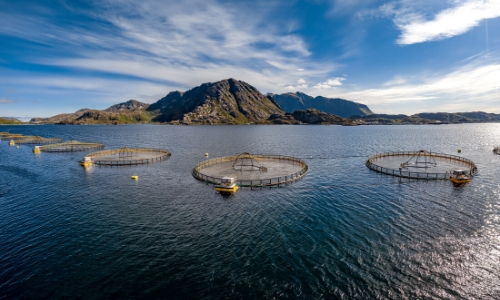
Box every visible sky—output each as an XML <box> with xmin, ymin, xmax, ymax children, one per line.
<box><xmin>1</xmin><ymin>0</ymin><xmax>500</xmax><ymax>119</ymax></box>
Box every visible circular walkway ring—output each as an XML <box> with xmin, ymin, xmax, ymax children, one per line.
<box><xmin>366</xmin><ymin>151</ymin><xmax>478</xmax><ymax>180</ymax></box>
<box><xmin>192</xmin><ymin>154</ymin><xmax>308</xmax><ymax>187</ymax></box>
<box><xmin>38</xmin><ymin>141</ymin><xmax>105</xmax><ymax>152</ymax></box>
<box><xmin>84</xmin><ymin>147</ymin><xmax>171</xmax><ymax>166</ymax></box>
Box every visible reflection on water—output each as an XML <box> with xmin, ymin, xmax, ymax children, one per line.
<box><xmin>0</xmin><ymin>124</ymin><xmax>500</xmax><ymax>299</ymax></box>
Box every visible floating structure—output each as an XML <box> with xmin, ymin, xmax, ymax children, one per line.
<box><xmin>79</xmin><ymin>147</ymin><xmax>171</xmax><ymax>167</ymax></box>
<box><xmin>13</xmin><ymin>137</ymin><xmax>63</xmax><ymax>145</ymax></box>
<box><xmin>4</xmin><ymin>135</ymin><xmax>40</xmax><ymax>141</ymax></box>
<box><xmin>0</xmin><ymin>134</ymin><xmax>24</xmax><ymax>140</ymax></box>
<box><xmin>366</xmin><ymin>150</ymin><xmax>478</xmax><ymax>180</ymax></box>
<box><xmin>192</xmin><ymin>153</ymin><xmax>308</xmax><ymax>187</ymax></box>
<box><xmin>449</xmin><ymin>170</ymin><xmax>471</xmax><ymax>184</ymax></box>
<box><xmin>35</xmin><ymin>141</ymin><xmax>105</xmax><ymax>153</ymax></box>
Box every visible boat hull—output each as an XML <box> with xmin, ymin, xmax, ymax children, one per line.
<box><xmin>450</xmin><ymin>177</ymin><xmax>471</xmax><ymax>184</ymax></box>
<box><xmin>215</xmin><ymin>185</ymin><xmax>239</xmax><ymax>193</ymax></box>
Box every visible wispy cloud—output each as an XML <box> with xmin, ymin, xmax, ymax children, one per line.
<box><xmin>331</xmin><ymin>58</ymin><xmax>500</xmax><ymax>113</ymax></box>
<box><xmin>0</xmin><ymin>98</ymin><xmax>16</xmax><ymax>104</ymax></box>
<box><xmin>0</xmin><ymin>0</ymin><xmax>339</xmax><ymax>108</ymax></box>
<box><xmin>382</xmin><ymin>0</ymin><xmax>500</xmax><ymax>45</ymax></box>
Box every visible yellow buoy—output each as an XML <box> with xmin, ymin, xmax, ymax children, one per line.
<box><xmin>458</xmin><ymin>149</ymin><xmax>461</xmax><ymax>153</ymax></box>
<box><xmin>205</xmin><ymin>153</ymin><xmax>209</xmax><ymax>157</ymax></box>
<box><xmin>9</xmin><ymin>140</ymin><xmax>15</xmax><ymax>146</ymax></box>
<box><xmin>16</xmin><ymin>146</ymin><xmax>19</xmax><ymax>148</ymax></box>
<box><xmin>131</xmin><ymin>175</ymin><xmax>139</xmax><ymax>180</ymax></box>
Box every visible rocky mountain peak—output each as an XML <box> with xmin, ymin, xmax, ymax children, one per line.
<box><xmin>105</xmin><ymin>99</ymin><xmax>149</xmax><ymax>112</ymax></box>
<box><xmin>148</xmin><ymin>78</ymin><xmax>283</xmax><ymax>124</ymax></box>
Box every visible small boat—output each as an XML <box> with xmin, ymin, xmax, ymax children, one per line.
<box><xmin>215</xmin><ymin>177</ymin><xmax>239</xmax><ymax>194</ymax></box>
<box><xmin>449</xmin><ymin>170</ymin><xmax>471</xmax><ymax>184</ymax></box>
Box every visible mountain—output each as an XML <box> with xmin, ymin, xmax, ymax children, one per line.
<box><xmin>270</xmin><ymin>92</ymin><xmax>373</xmax><ymax>118</ymax></box>
<box><xmin>30</xmin><ymin>109</ymin><xmax>92</xmax><ymax>124</ymax></box>
<box><xmin>0</xmin><ymin>117</ymin><xmax>22</xmax><ymax>124</ymax></box>
<box><xmin>29</xmin><ymin>79</ymin><xmax>284</xmax><ymax>125</ymax></box>
<box><xmin>105</xmin><ymin>99</ymin><xmax>149</xmax><ymax>112</ymax></box>
<box><xmin>147</xmin><ymin>78</ymin><xmax>283</xmax><ymax>124</ymax></box>
<box><xmin>412</xmin><ymin>112</ymin><xmax>500</xmax><ymax>123</ymax></box>
<box><xmin>350</xmin><ymin>111</ymin><xmax>500</xmax><ymax>124</ymax></box>
<box><xmin>30</xmin><ymin>100</ymin><xmax>155</xmax><ymax>124</ymax></box>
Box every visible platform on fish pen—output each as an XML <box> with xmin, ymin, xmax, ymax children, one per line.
<box><xmin>192</xmin><ymin>153</ymin><xmax>308</xmax><ymax>187</ymax></box>
<box><xmin>37</xmin><ymin>141</ymin><xmax>105</xmax><ymax>152</ymax></box>
<box><xmin>366</xmin><ymin>150</ymin><xmax>478</xmax><ymax>179</ymax></box>
<box><xmin>81</xmin><ymin>147</ymin><xmax>171</xmax><ymax>166</ymax></box>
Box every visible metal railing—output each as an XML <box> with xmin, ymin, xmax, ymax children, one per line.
<box><xmin>365</xmin><ymin>151</ymin><xmax>478</xmax><ymax>179</ymax></box>
<box><xmin>192</xmin><ymin>154</ymin><xmax>308</xmax><ymax>187</ymax></box>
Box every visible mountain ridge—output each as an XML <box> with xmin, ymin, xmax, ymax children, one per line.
<box><xmin>25</xmin><ymin>78</ymin><xmax>500</xmax><ymax>125</ymax></box>
<box><xmin>270</xmin><ymin>91</ymin><xmax>373</xmax><ymax>118</ymax></box>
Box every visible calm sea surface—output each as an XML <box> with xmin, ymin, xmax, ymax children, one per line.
<box><xmin>1</xmin><ymin>124</ymin><xmax>500</xmax><ymax>299</ymax></box>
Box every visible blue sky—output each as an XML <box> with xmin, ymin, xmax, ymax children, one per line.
<box><xmin>1</xmin><ymin>0</ymin><xmax>500</xmax><ymax>119</ymax></box>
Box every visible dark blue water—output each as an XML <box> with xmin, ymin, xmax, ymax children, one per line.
<box><xmin>1</xmin><ymin>124</ymin><xmax>500</xmax><ymax>299</ymax></box>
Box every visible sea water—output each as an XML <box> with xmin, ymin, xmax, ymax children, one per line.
<box><xmin>1</xmin><ymin>124</ymin><xmax>499</xmax><ymax>299</ymax></box>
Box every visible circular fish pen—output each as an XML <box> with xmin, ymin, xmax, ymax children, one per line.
<box><xmin>36</xmin><ymin>141</ymin><xmax>105</xmax><ymax>152</ymax></box>
<box><xmin>192</xmin><ymin>153</ymin><xmax>308</xmax><ymax>187</ymax></box>
<box><xmin>13</xmin><ymin>137</ymin><xmax>63</xmax><ymax>145</ymax></box>
<box><xmin>82</xmin><ymin>147</ymin><xmax>171</xmax><ymax>166</ymax></box>
<box><xmin>366</xmin><ymin>150</ymin><xmax>478</xmax><ymax>179</ymax></box>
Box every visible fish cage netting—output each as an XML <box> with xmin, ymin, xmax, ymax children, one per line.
<box><xmin>83</xmin><ymin>147</ymin><xmax>171</xmax><ymax>166</ymax></box>
<box><xmin>38</xmin><ymin>141</ymin><xmax>105</xmax><ymax>152</ymax></box>
<box><xmin>366</xmin><ymin>151</ymin><xmax>478</xmax><ymax>180</ymax></box>
<box><xmin>4</xmin><ymin>135</ymin><xmax>41</xmax><ymax>141</ymax></box>
<box><xmin>0</xmin><ymin>134</ymin><xmax>25</xmax><ymax>140</ymax></box>
<box><xmin>192</xmin><ymin>153</ymin><xmax>308</xmax><ymax>187</ymax></box>
<box><xmin>14</xmin><ymin>137</ymin><xmax>63</xmax><ymax>145</ymax></box>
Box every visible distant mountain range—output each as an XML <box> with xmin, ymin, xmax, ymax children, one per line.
<box><xmin>351</xmin><ymin>112</ymin><xmax>500</xmax><ymax>124</ymax></box>
<box><xmin>30</xmin><ymin>79</ymin><xmax>352</xmax><ymax>125</ymax></box>
<box><xmin>25</xmin><ymin>78</ymin><xmax>500</xmax><ymax>125</ymax></box>
<box><xmin>0</xmin><ymin>117</ymin><xmax>22</xmax><ymax>124</ymax></box>
<box><xmin>270</xmin><ymin>91</ymin><xmax>373</xmax><ymax>118</ymax></box>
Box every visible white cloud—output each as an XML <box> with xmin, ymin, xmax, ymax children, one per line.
<box><xmin>297</xmin><ymin>79</ymin><xmax>306</xmax><ymax>84</ymax></box>
<box><xmin>0</xmin><ymin>0</ymin><xmax>340</xmax><ymax>111</ymax></box>
<box><xmin>384</xmin><ymin>0</ymin><xmax>500</xmax><ymax>45</ymax></box>
<box><xmin>313</xmin><ymin>77</ymin><xmax>345</xmax><ymax>89</ymax></box>
<box><xmin>330</xmin><ymin>59</ymin><xmax>500</xmax><ymax>114</ymax></box>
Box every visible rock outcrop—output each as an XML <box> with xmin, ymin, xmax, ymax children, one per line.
<box><xmin>267</xmin><ymin>109</ymin><xmax>344</xmax><ymax>124</ymax></box>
